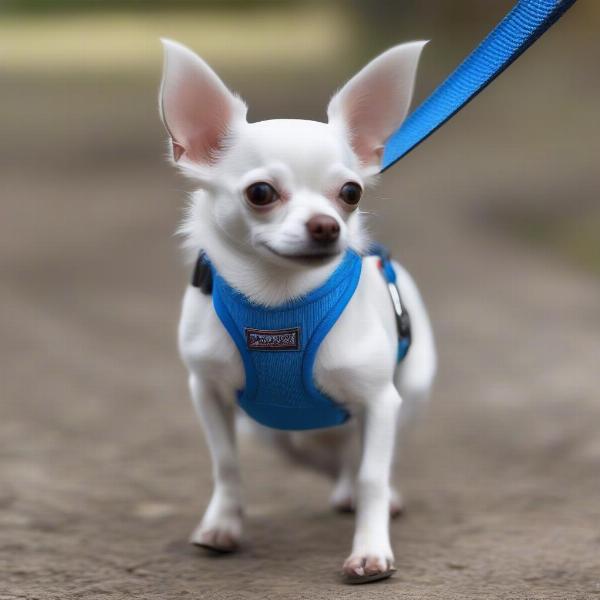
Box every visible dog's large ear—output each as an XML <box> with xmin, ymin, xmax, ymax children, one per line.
<box><xmin>159</xmin><ymin>39</ymin><xmax>247</xmax><ymax>165</ymax></box>
<box><xmin>327</xmin><ymin>41</ymin><xmax>427</xmax><ymax>174</ymax></box>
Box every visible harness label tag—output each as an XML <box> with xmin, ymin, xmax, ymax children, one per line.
<box><xmin>245</xmin><ymin>327</ymin><xmax>300</xmax><ymax>351</ymax></box>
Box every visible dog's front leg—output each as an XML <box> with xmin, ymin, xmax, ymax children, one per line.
<box><xmin>188</xmin><ymin>373</ymin><xmax>243</xmax><ymax>552</ymax></box>
<box><xmin>343</xmin><ymin>384</ymin><xmax>401</xmax><ymax>582</ymax></box>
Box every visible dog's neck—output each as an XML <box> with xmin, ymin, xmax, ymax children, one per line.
<box><xmin>188</xmin><ymin>206</ymin><xmax>343</xmax><ymax>307</ymax></box>
<box><xmin>206</xmin><ymin>238</ymin><xmax>343</xmax><ymax>307</ymax></box>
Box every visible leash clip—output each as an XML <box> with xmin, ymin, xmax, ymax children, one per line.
<box><xmin>373</xmin><ymin>247</ymin><xmax>412</xmax><ymax>360</ymax></box>
<box><xmin>387</xmin><ymin>281</ymin><xmax>412</xmax><ymax>341</ymax></box>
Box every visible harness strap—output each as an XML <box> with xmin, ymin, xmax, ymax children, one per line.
<box><xmin>382</xmin><ymin>0</ymin><xmax>578</xmax><ymax>171</ymax></box>
<box><xmin>191</xmin><ymin>247</ymin><xmax>412</xmax><ymax>362</ymax></box>
<box><xmin>369</xmin><ymin>244</ymin><xmax>412</xmax><ymax>361</ymax></box>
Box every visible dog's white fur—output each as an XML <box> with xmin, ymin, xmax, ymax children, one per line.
<box><xmin>160</xmin><ymin>38</ymin><xmax>436</xmax><ymax>581</ymax></box>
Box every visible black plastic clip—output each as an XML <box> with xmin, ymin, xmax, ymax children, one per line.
<box><xmin>191</xmin><ymin>251</ymin><xmax>213</xmax><ymax>295</ymax></box>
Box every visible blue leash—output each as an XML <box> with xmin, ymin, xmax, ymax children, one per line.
<box><xmin>381</xmin><ymin>0</ymin><xmax>578</xmax><ymax>172</ymax></box>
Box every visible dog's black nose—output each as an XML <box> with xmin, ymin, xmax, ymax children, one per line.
<box><xmin>306</xmin><ymin>214</ymin><xmax>340</xmax><ymax>244</ymax></box>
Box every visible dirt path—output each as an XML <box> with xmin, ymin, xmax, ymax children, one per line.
<box><xmin>2</xmin><ymin>67</ymin><xmax>599</xmax><ymax>599</ymax></box>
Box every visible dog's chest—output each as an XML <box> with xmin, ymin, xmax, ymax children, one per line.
<box><xmin>179</xmin><ymin>256</ymin><xmax>398</xmax><ymax>416</ymax></box>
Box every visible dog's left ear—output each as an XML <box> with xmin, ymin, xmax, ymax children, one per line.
<box><xmin>159</xmin><ymin>39</ymin><xmax>247</xmax><ymax>166</ymax></box>
<box><xmin>327</xmin><ymin>41</ymin><xmax>427</xmax><ymax>174</ymax></box>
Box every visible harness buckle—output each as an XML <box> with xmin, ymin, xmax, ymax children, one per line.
<box><xmin>374</xmin><ymin>250</ymin><xmax>412</xmax><ymax>360</ymax></box>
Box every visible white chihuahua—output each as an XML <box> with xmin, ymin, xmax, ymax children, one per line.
<box><xmin>159</xmin><ymin>39</ymin><xmax>436</xmax><ymax>583</ymax></box>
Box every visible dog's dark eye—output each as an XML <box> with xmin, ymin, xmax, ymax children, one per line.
<box><xmin>339</xmin><ymin>182</ymin><xmax>362</xmax><ymax>206</ymax></box>
<box><xmin>245</xmin><ymin>182</ymin><xmax>279</xmax><ymax>207</ymax></box>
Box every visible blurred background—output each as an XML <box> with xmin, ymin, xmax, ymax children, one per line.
<box><xmin>2</xmin><ymin>1</ymin><xmax>599</xmax><ymax>598</ymax></box>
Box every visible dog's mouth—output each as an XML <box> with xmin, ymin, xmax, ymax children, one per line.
<box><xmin>261</xmin><ymin>243</ymin><xmax>341</xmax><ymax>264</ymax></box>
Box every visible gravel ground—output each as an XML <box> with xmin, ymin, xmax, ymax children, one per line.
<box><xmin>2</xmin><ymin>29</ymin><xmax>600</xmax><ymax>598</ymax></box>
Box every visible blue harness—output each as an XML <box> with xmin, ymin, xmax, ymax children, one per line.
<box><xmin>191</xmin><ymin>247</ymin><xmax>410</xmax><ymax>431</ymax></box>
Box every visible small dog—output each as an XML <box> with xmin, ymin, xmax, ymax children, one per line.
<box><xmin>159</xmin><ymin>39</ymin><xmax>436</xmax><ymax>583</ymax></box>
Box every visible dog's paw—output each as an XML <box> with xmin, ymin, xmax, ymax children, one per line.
<box><xmin>330</xmin><ymin>480</ymin><xmax>355</xmax><ymax>513</ymax></box>
<box><xmin>190</xmin><ymin>502</ymin><xmax>242</xmax><ymax>552</ymax></box>
<box><xmin>191</xmin><ymin>491</ymin><xmax>243</xmax><ymax>553</ymax></box>
<box><xmin>331</xmin><ymin>494</ymin><xmax>355</xmax><ymax>513</ymax></box>
<box><xmin>389</xmin><ymin>488</ymin><xmax>405</xmax><ymax>518</ymax></box>
<box><xmin>190</xmin><ymin>509</ymin><xmax>242</xmax><ymax>553</ymax></box>
<box><xmin>342</xmin><ymin>552</ymin><xmax>396</xmax><ymax>584</ymax></box>
<box><xmin>191</xmin><ymin>525</ymin><xmax>240</xmax><ymax>553</ymax></box>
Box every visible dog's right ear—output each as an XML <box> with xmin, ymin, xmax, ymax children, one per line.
<box><xmin>159</xmin><ymin>39</ymin><xmax>247</xmax><ymax>166</ymax></box>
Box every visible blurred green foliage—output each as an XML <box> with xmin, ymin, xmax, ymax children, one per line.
<box><xmin>1</xmin><ymin>0</ymin><xmax>305</xmax><ymax>13</ymax></box>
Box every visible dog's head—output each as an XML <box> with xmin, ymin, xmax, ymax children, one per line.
<box><xmin>159</xmin><ymin>39</ymin><xmax>425</xmax><ymax>268</ymax></box>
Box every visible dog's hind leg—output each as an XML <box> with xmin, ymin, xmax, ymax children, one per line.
<box><xmin>329</xmin><ymin>422</ymin><xmax>403</xmax><ymax>518</ymax></box>
<box><xmin>330</xmin><ymin>444</ymin><xmax>357</xmax><ymax>513</ymax></box>
<box><xmin>265</xmin><ymin>427</ymin><xmax>349</xmax><ymax>479</ymax></box>
<box><xmin>188</xmin><ymin>374</ymin><xmax>243</xmax><ymax>553</ymax></box>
